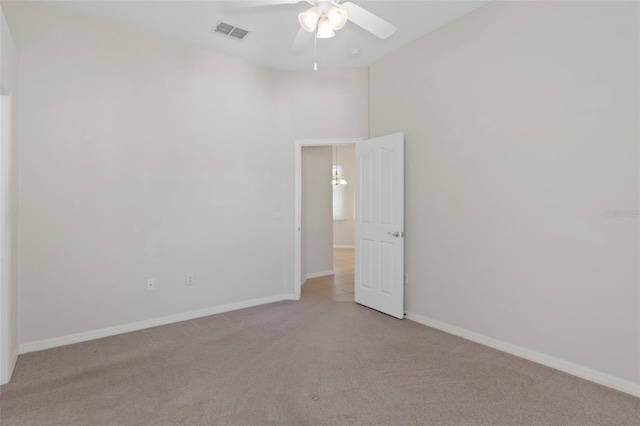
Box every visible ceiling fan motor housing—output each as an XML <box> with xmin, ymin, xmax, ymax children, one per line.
<box><xmin>299</xmin><ymin>1</ymin><xmax>348</xmax><ymax>34</ymax></box>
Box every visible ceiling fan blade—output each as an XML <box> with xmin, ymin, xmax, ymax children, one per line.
<box><xmin>224</xmin><ymin>0</ymin><xmax>303</xmax><ymax>9</ymax></box>
<box><xmin>341</xmin><ymin>2</ymin><xmax>396</xmax><ymax>39</ymax></box>
<box><xmin>291</xmin><ymin>27</ymin><xmax>313</xmax><ymax>52</ymax></box>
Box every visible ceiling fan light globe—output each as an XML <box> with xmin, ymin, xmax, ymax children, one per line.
<box><xmin>298</xmin><ymin>7</ymin><xmax>319</xmax><ymax>32</ymax></box>
<box><xmin>327</xmin><ymin>6</ymin><xmax>347</xmax><ymax>30</ymax></box>
<box><xmin>316</xmin><ymin>17</ymin><xmax>335</xmax><ymax>38</ymax></box>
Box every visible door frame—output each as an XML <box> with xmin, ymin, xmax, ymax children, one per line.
<box><xmin>0</xmin><ymin>95</ymin><xmax>13</xmax><ymax>384</ymax></box>
<box><xmin>294</xmin><ymin>138</ymin><xmax>361</xmax><ymax>299</ymax></box>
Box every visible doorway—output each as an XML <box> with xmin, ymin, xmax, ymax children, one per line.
<box><xmin>301</xmin><ymin>142</ymin><xmax>356</xmax><ymax>301</ymax></box>
<box><xmin>294</xmin><ymin>139</ymin><xmax>360</xmax><ymax>300</ymax></box>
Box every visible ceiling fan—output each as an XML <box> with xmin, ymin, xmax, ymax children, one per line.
<box><xmin>228</xmin><ymin>1</ymin><xmax>397</xmax><ymax>52</ymax></box>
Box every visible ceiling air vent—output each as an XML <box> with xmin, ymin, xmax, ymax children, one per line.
<box><xmin>213</xmin><ymin>22</ymin><xmax>249</xmax><ymax>40</ymax></box>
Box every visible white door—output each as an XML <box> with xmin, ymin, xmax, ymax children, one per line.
<box><xmin>354</xmin><ymin>132</ymin><xmax>404</xmax><ymax>319</ymax></box>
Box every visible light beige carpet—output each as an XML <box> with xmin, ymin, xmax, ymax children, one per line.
<box><xmin>1</xmin><ymin>297</ymin><xmax>638</xmax><ymax>425</ymax></box>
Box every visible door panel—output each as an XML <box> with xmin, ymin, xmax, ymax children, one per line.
<box><xmin>379</xmin><ymin>242</ymin><xmax>395</xmax><ymax>295</ymax></box>
<box><xmin>360</xmin><ymin>150</ymin><xmax>374</xmax><ymax>224</ymax></box>
<box><xmin>360</xmin><ymin>239</ymin><xmax>374</xmax><ymax>289</ymax></box>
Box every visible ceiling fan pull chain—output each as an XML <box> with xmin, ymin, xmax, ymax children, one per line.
<box><xmin>314</xmin><ymin>25</ymin><xmax>318</xmax><ymax>71</ymax></box>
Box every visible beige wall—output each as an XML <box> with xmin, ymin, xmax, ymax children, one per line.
<box><xmin>370</xmin><ymin>0</ymin><xmax>639</xmax><ymax>385</ymax></box>
<box><xmin>302</xmin><ymin>146</ymin><xmax>333</xmax><ymax>278</ymax></box>
<box><xmin>333</xmin><ymin>144</ymin><xmax>355</xmax><ymax>248</ymax></box>
<box><xmin>4</xmin><ymin>1</ymin><xmax>369</xmax><ymax>345</ymax></box>
<box><xmin>0</xmin><ymin>4</ymin><xmax>19</xmax><ymax>383</ymax></box>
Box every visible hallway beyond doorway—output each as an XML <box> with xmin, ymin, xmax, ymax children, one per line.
<box><xmin>301</xmin><ymin>249</ymin><xmax>354</xmax><ymax>302</ymax></box>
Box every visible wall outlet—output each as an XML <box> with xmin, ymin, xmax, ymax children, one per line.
<box><xmin>186</xmin><ymin>274</ymin><xmax>194</xmax><ymax>286</ymax></box>
<box><xmin>147</xmin><ymin>278</ymin><xmax>155</xmax><ymax>290</ymax></box>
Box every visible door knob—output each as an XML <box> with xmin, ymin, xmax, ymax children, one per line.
<box><xmin>387</xmin><ymin>231</ymin><xmax>402</xmax><ymax>238</ymax></box>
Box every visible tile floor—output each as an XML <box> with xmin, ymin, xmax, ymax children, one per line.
<box><xmin>301</xmin><ymin>248</ymin><xmax>354</xmax><ymax>302</ymax></box>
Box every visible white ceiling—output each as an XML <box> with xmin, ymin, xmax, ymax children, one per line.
<box><xmin>45</xmin><ymin>0</ymin><xmax>490</xmax><ymax>72</ymax></box>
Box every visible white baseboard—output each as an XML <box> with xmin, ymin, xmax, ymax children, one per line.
<box><xmin>0</xmin><ymin>349</ymin><xmax>18</xmax><ymax>385</ymax></box>
<box><xmin>19</xmin><ymin>294</ymin><xmax>293</xmax><ymax>355</ymax></box>
<box><xmin>405</xmin><ymin>311</ymin><xmax>640</xmax><ymax>398</ymax></box>
<box><xmin>306</xmin><ymin>269</ymin><xmax>334</xmax><ymax>279</ymax></box>
<box><xmin>9</xmin><ymin>348</ymin><xmax>17</xmax><ymax>381</ymax></box>
<box><xmin>333</xmin><ymin>245</ymin><xmax>354</xmax><ymax>249</ymax></box>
